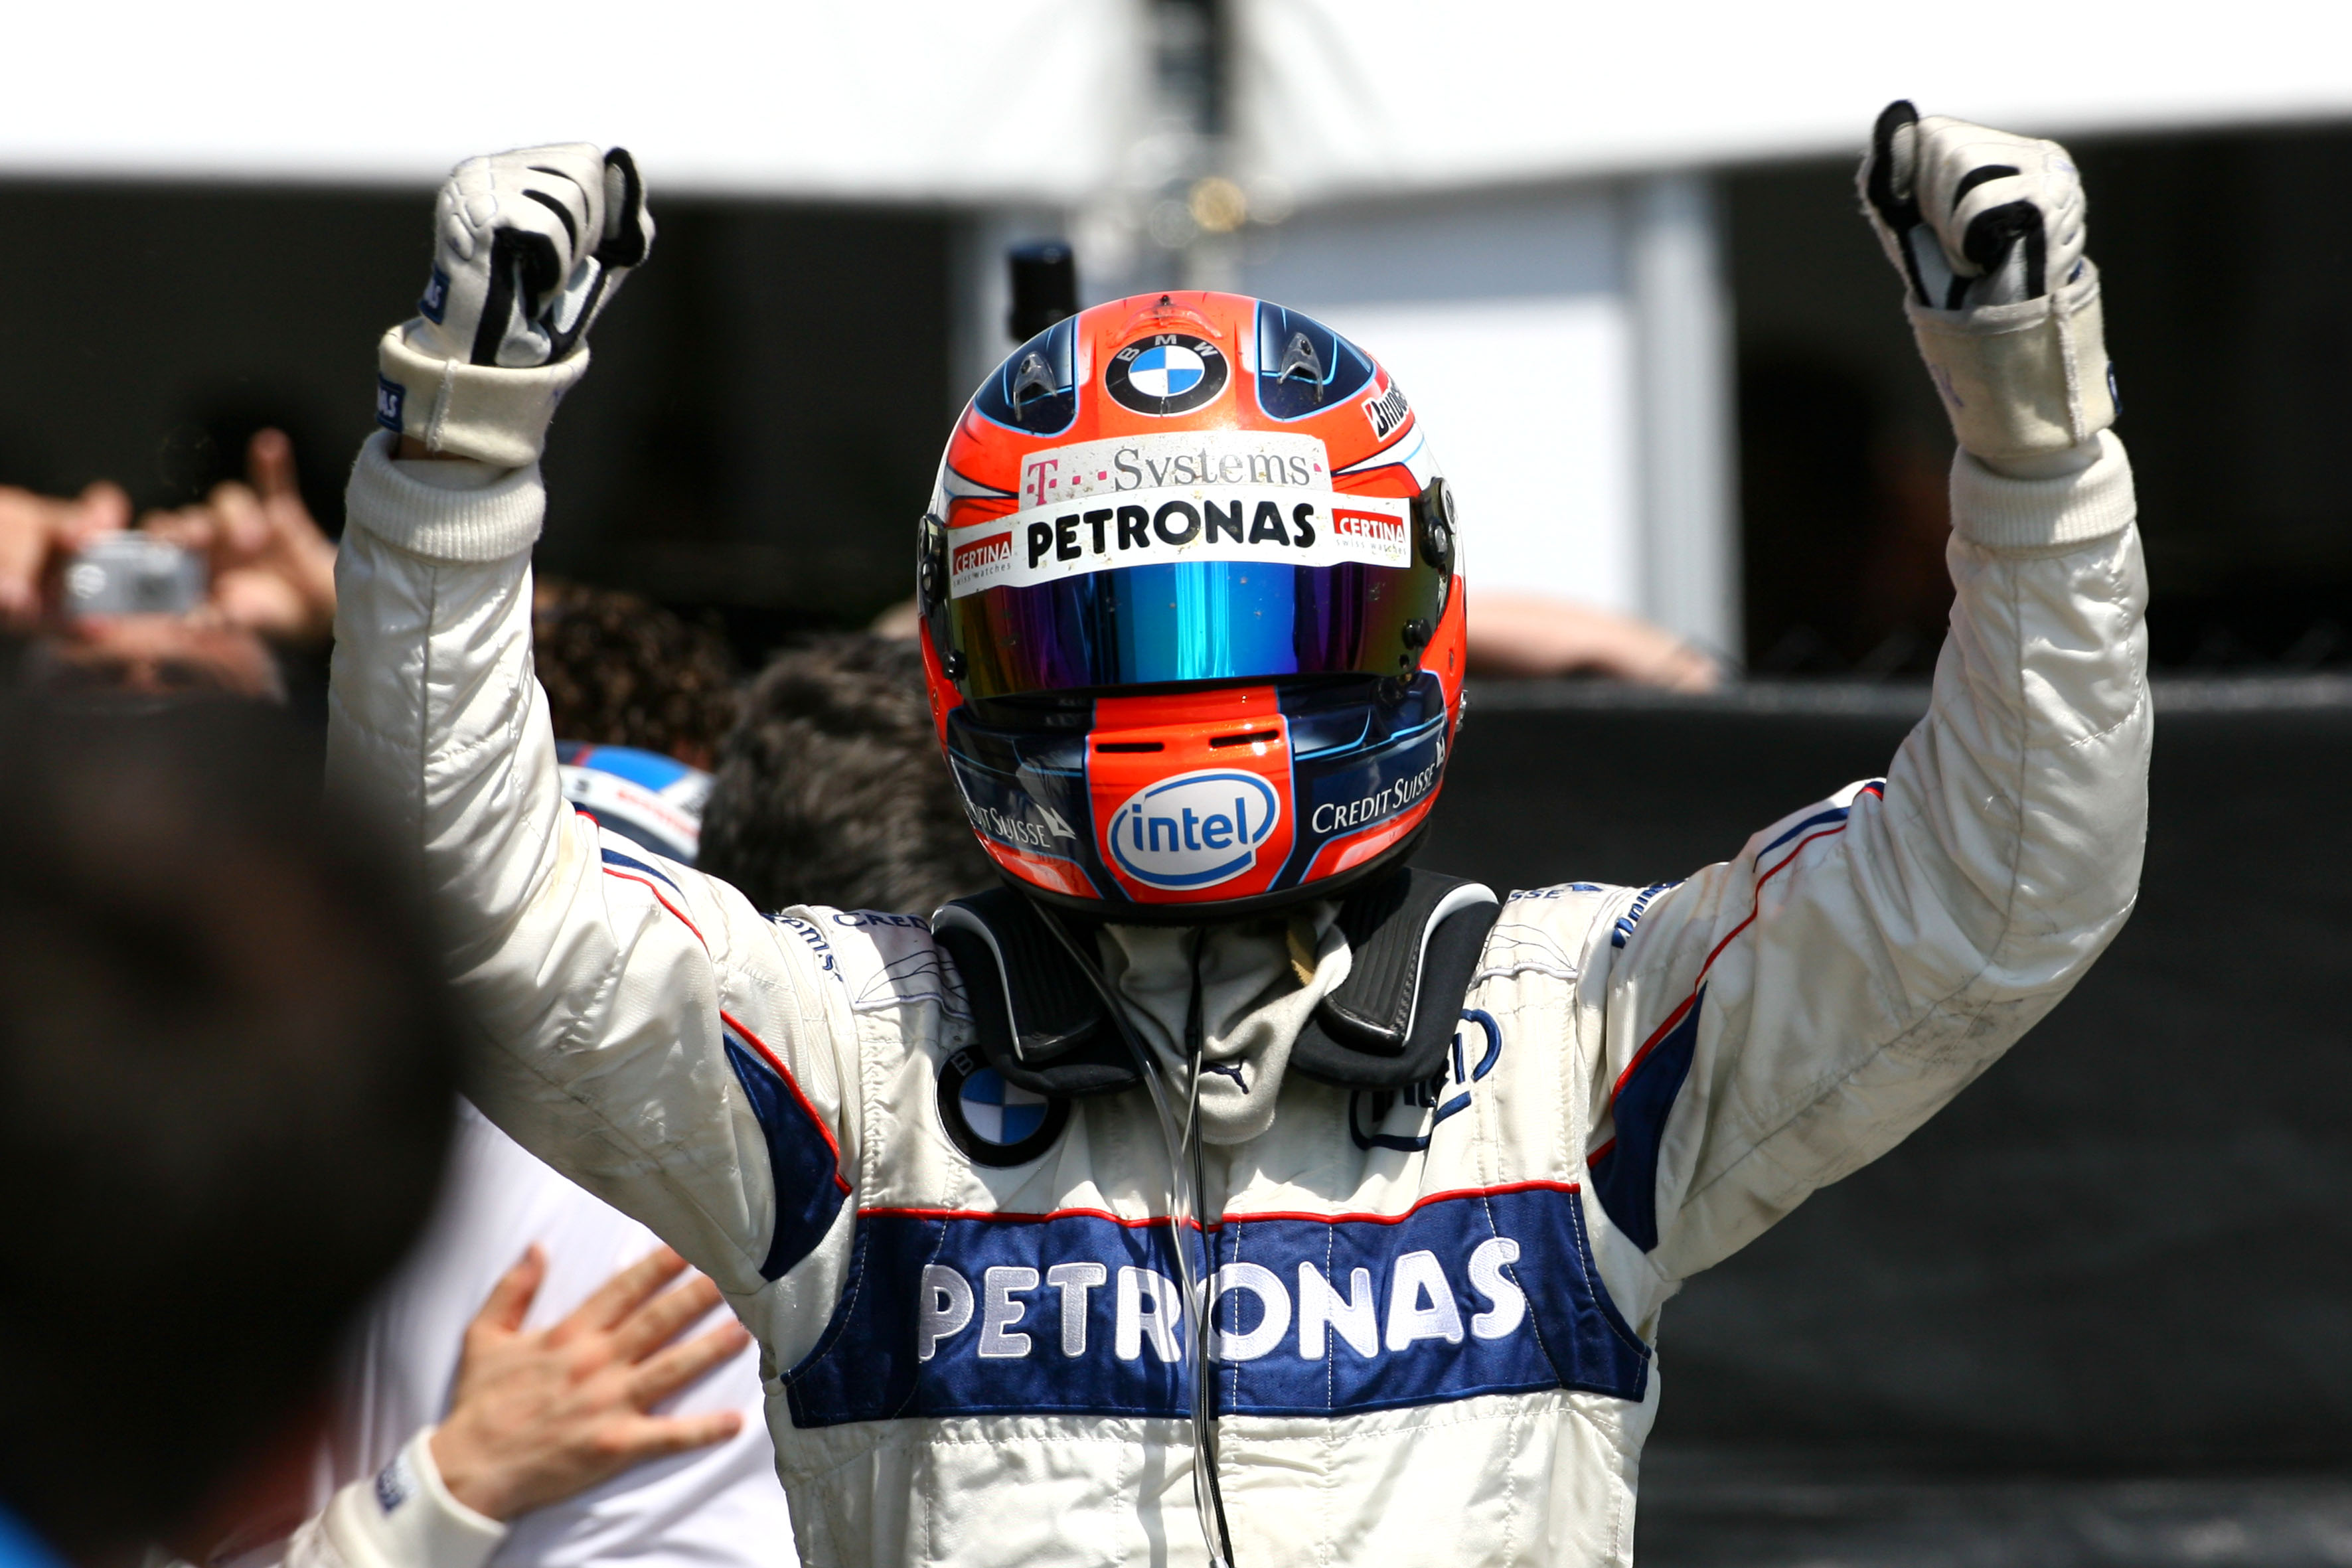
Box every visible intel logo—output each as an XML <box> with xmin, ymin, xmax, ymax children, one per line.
<box><xmin>1107</xmin><ymin>770</ymin><xmax>1280</xmax><ymax>890</ymax></box>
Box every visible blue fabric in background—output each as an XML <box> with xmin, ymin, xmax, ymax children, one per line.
<box><xmin>0</xmin><ymin>1504</ymin><xmax>71</xmax><ymax>1568</ymax></box>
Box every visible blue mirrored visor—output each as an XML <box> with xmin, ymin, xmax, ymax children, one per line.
<box><xmin>943</xmin><ymin>557</ymin><xmax>1445</xmax><ymax>699</ymax></box>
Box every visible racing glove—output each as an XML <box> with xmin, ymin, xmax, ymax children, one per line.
<box><xmin>375</xmin><ymin>145</ymin><xmax>653</xmax><ymax>467</ymax></box>
<box><xmin>1860</xmin><ymin>102</ymin><xmax>2114</xmax><ymax>468</ymax></box>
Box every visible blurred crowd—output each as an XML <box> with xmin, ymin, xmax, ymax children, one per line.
<box><xmin>0</xmin><ymin>382</ymin><xmax>1711</xmax><ymax>1565</ymax></box>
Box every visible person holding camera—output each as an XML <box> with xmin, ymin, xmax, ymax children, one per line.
<box><xmin>0</xmin><ymin>428</ymin><xmax>335</xmax><ymax>700</ymax></box>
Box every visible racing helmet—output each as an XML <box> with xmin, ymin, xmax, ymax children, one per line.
<box><xmin>918</xmin><ymin>290</ymin><xmax>1464</xmax><ymax>919</ymax></box>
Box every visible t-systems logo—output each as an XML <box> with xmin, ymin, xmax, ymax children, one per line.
<box><xmin>1107</xmin><ymin>770</ymin><xmax>1281</xmax><ymax>890</ymax></box>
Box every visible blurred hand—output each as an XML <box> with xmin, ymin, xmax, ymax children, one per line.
<box><xmin>1469</xmin><ymin>592</ymin><xmax>1721</xmax><ymax>692</ymax></box>
<box><xmin>0</xmin><ymin>480</ymin><xmax>130</xmax><ymax>631</ymax></box>
<box><xmin>143</xmin><ymin>430</ymin><xmax>338</xmax><ymax>645</ymax></box>
<box><xmin>428</xmin><ymin>1243</ymin><xmax>751</xmax><ymax>1522</ymax></box>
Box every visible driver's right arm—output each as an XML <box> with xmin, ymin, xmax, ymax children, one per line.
<box><xmin>325</xmin><ymin>147</ymin><xmax>860</xmax><ymax>1312</ymax></box>
<box><xmin>328</xmin><ymin>445</ymin><xmax>859</xmax><ymax>1306</ymax></box>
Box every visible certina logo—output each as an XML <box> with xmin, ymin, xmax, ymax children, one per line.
<box><xmin>1310</xmin><ymin>744</ymin><xmax>1444</xmax><ymax>836</ymax></box>
<box><xmin>1109</xmin><ymin>769</ymin><xmax>1280</xmax><ymax>890</ymax></box>
<box><xmin>1104</xmin><ymin>331</ymin><xmax>1229</xmax><ymax>416</ymax></box>
<box><xmin>1362</xmin><ymin>380</ymin><xmax>1410</xmax><ymax>441</ymax></box>
<box><xmin>915</xmin><ymin>1235</ymin><xmax>1529</xmax><ymax>1365</ymax></box>
<box><xmin>1330</xmin><ymin>507</ymin><xmax>1407</xmax><ymax>550</ymax></box>
<box><xmin>951</xmin><ymin>532</ymin><xmax>1012</xmax><ymax>577</ymax></box>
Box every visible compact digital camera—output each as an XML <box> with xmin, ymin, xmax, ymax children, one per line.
<box><xmin>61</xmin><ymin>535</ymin><xmax>206</xmax><ymax>617</ymax></box>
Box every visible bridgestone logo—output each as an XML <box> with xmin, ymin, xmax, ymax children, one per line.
<box><xmin>1363</xmin><ymin>382</ymin><xmax>1409</xmax><ymax>441</ymax></box>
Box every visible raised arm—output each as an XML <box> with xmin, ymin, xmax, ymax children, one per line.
<box><xmin>326</xmin><ymin>147</ymin><xmax>859</xmax><ymax>1306</ymax></box>
<box><xmin>1581</xmin><ymin>106</ymin><xmax>2150</xmax><ymax>1299</ymax></box>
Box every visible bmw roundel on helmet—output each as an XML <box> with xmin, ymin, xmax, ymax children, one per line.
<box><xmin>917</xmin><ymin>290</ymin><xmax>1464</xmax><ymax>919</ymax></box>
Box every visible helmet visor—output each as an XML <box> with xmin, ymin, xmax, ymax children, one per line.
<box><xmin>942</xmin><ymin>556</ymin><xmax>1447</xmax><ymax>699</ymax></box>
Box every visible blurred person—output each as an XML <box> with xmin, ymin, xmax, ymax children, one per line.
<box><xmin>556</xmin><ymin>740</ymin><xmax>711</xmax><ymax>865</ymax></box>
<box><xmin>863</xmin><ymin>597</ymin><xmax>921</xmax><ymax>639</ymax></box>
<box><xmin>698</xmin><ymin>634</ymin><xmax>996</xmax><ymax>913</ymax></box>
<box><xmin>0</xmin><ymin>698</ymin><xmax>456</xmax><ymax>1566</ymax></box>
<box><xmin>333</xmin><ymin>117</ymin><xmax>2146</xmax><ymax>1568</ymax></box>
<box><xmin>0</xmin><ymin>430</ymin><xmax>336</xmax><ymax>700</ymax></box>
<box><xmin>234</xmin><ymin>601</ymin><xmax>779</xmax><ymax>1568</ymax></box>
<box><xmin>0</xmin><ymin>433</ymin><xmax>780</xmax><ymax>1567</ymax></box>
<box><xmin>0</xmin><ymin>441</ymin><xmax>780</xmax><ymax>1557</ymax></box>
<box><xmin>532</xmin><ymin>578</ymin><xmax>730</xmax><ymax>865</ymax></box>
<box><xmin>530</xmin><ymin>580</ymin><xmax>735</xmax><ymax>769</ymax></box>
<box><xmin>252</xmin><ymin>631</ymin><xmax>1010</xmax><ymax>1567</ymax></box>
<box><xmin>226</xmin><ymin>805</ymin><xmax>793</xmax><ymax>1568</ymax></box>
<box><xmin>142</xmin><ymin>429</ymin><xmax>341</xmax><ymax>647</ymax></box>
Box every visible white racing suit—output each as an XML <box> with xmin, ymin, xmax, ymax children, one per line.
<box><xmin>327</xmin><ymin>428</ymin><xmax>2148</xmax><ymax>1567</ymax></box>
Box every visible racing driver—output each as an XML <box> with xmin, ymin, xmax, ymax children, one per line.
<box><xmin>325</xmin><ymin>106</ymin><xmax>2148</xmax><ymax>1567</ymax></box>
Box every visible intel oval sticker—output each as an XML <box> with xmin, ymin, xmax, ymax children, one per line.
<box><xmin>1107</xmin><ymin>770</ymin><xmax>1281</xmax><ymax>890</ymax></box>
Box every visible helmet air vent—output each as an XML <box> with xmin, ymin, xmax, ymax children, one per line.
<box><xmin>1275</xmin><ymin>330</ymin><xmax>1324</xmax><ymax>389</ymax></box>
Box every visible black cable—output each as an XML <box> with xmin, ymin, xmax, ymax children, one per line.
<box><xmin>1182</xmin><ymin>940</ymin><xmax>1237</xmax><ymax>1557</ymax></box>
<box><xmin>1032</xmin><ymin>905</ymin><xmax>1238</xmax><ymax>1568</ymax></box>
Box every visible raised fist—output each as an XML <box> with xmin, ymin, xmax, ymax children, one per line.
<box><xmin>376</xmin><ymin>145</ymin><xmax>653</xmax><ymax>465</ymax></box>
<box><xmin>1861</xmin><ymin>103</ymin><xmax>2086</xmax><ymax>311</ymax></box>
<box><xmin>1857</xmin><ymin>102</ymin><xmax>2112</xmax><ymax>466</ymax></box>
<box><xmin>410</xmin><ymin>145</ymin><xmax>652</xmax><ymax>370</ymax></box>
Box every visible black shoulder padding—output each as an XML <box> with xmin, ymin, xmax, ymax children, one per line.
<box><xmin>934</xmin><ymin>871</ymin><xmax>1499</xmax><ymax>1099</ymax></box>
<box><xmin>1291</xmin><ymin>868</ymin><xmax>1500</xmax><ymax>1089</ymax></box>
<box><xmin>931</xmin><ymin>888</ymin><xmax>1138</xmax><ymax>1098</ymax></box>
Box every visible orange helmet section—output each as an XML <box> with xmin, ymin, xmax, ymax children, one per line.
<box><xmin>1086</xmin><ymin>687</ymin><xmax>1294</xmax><ymax>907</ymax></box>
<box><xmin>934</xmin><ymin>291</ymin><xmax>1424</xmax><ymax>597</ymax></box>
<box><xmin>921</xmin><ymin>290</ymin><xmax>1466</xmax><ymax>917</ymax></box>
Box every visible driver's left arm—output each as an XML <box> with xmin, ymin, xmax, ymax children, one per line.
<box><xmin>1579</xmin><ymin>108</ymin><xmax>2151</xmax><ymax>1306</ymax></box>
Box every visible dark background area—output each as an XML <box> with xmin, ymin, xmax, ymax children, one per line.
<box><xmin>1429</xmin><ymin>680</ymin><xmax>2352</xmax><ymax>1563</ymax></box>
<box><xmin>1731</xmin><ymin>122</ymin><xmax>2352</xmax><ymax>676</ymax></box>
<box><xmin>7</xmin><ymin>119</ymin><xmax>2352</xmax><ymax>681</ymax></box>
<box><xmin>0</xmin><ymin>183</ymin><xmax>955</xmax><ymax>659</ymax></box>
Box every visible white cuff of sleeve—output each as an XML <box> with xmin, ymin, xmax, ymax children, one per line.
<box><xmin>377</xmin><ymin>326</ymin><xmax>588</xmax><ymax>468</ymax></box>
<box><xmin>317</xmin><ymin>1428</ymin><xmax>506</xmax><ymax>1568</ymax></box>
<box><xmin>345</xmin><ymin>430</ymin><xmax>544</xmax><ymax>563</ymax></box>
<box><xmin>1950</xmin><ymin>430</ymin><xmax>2136</xmax><ymax>554</ymax></box>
